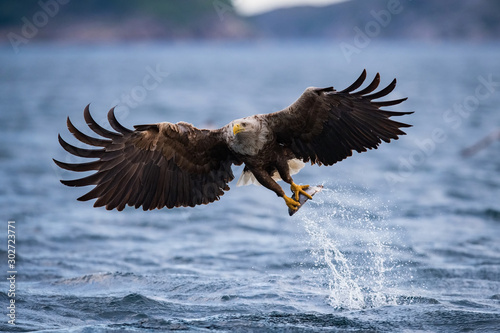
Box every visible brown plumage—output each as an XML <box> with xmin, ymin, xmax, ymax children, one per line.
<box><xmin>54</xmin><ymin>70</ymin><xmax>413</xmax><ymax>213</ymax></box>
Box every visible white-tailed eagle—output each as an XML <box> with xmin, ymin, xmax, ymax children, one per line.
<box><xmin>54</xmin><ymin>70</ymin><xmax>412</xmax><ymax>213</ymax></box>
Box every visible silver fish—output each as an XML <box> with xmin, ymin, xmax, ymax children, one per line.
<box><xmin>288</xmin><ymin>185</ymin><xmax>323</xmax><ymax>216</ymax></box>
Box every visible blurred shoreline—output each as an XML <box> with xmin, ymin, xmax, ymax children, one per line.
<box><xmin>1</xmin><ymin>0</ymin><xmax>499</xmax><ymax>47</ymax></box>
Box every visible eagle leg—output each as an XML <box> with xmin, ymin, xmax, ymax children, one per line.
<box><xmin>291</xmin><ymin>183</ymin><xmax>312</xmax><ymax>201</ymax></box>
<box><xmin>274</xmin><ymin>160</ymin><xmax>312</xmax><ymax>203</ymax></box>
<box><xmin>248</xmin><ymin>167</ymin><xmax>301</xmax><ymax>210</ymax></box>
<box><xmin>283</xmin><ymin>195</ymin><xmax>300</xmax><ymax>211</ymax></box>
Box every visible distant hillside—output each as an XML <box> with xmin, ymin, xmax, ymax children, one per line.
<box><xmin>0</xmin><ymin>0</ymin><xmax>249</xmax><ymax>42</ymax></box>
<box><xmin>249</xmin><ymin>0</ymin><xmax>500</xmax><ymax>40</ymax></box>
<box><xmin>1</xmin><ymin>0</ymin><xmax>499</xmax><ymax>44</ymax></box>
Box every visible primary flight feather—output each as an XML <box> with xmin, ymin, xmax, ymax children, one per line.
<box><xmin>54</xmin><ymin>70</ymin><xmax>412</xmax><ymax>213</ymax></box>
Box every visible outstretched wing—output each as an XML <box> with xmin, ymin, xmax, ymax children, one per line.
<box><xmin>54</xmin><ymin>105</ymin><xmax>237</xmax><ymax>211</ymax></box>
<box><xmin>264</xmin><ymin>70</ymin><xmax>413</xmax><ymax>166</ymax></box>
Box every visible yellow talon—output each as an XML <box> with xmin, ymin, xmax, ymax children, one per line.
<box><xmin>283</xmin><ymin>195</ymin><xmax>300</xmax><ymax>210</ymax></box>
<box><xmin>290</xmin><ymin>183</ymin><xmax>312</xmax><ymax>201</ymax></box>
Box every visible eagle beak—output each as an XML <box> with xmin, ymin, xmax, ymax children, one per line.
<box><xmin>233</xmin><ymin>123</ymin><xmax>244</xmax><ymax>135</ymax></box>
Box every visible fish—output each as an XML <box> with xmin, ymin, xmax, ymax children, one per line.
<box><xmin>288</xmin><ymin>185</ymin><xmax>323</xmax><ymax>216</ymax></box>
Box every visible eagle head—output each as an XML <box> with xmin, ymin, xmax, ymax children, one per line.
<box><xmin>228</xmin><ymin>116</ymin><xmax>270</xmax><ymax>155</ymax></box>
<box><xmin>232</xmin><ymin>118</ymin><xmax>260</xmax><ymax>136</ymax></box>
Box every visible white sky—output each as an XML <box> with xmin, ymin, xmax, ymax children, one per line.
<box><xmin>233</xmin><ymin>0</ymin><xmax>348</xmax><ymax>16</ymax></box>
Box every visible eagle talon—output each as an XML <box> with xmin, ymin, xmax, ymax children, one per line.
<box><xmin>283</xmin><ymin>195</ymin><xmax>300</xmax><ymax>210</ymax></box>
<box><xmin>290</xmin><ymin>183</ymin><xmax>312</xmax><ymax>201</ymax></box>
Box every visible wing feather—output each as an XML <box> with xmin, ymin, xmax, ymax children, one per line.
<box><xmin>58</xmin><ymin>135</ymin><xmax>105</xmax><ymax>159</ymax></box>
<box><xmin>352</xmin><ymin>73</ymin><xmax>380</xmax><ymax>95</ymax></box>
<box><xmin>61</xmin><ymin>171</ymin><xmax>108</xmax><ymax>187</ymax></box>
<box><xmin>54</xmin><ymin>159</ymin><xmax>102</xmax><ymax>172</ymax></box>
<box><xmin>107</xmin><ymin>107</ymin><xmax>133</xmax><ymax>134</ymax></box>
<box><xmin>265</xmin><ymin>70</ymin><xmax>413</xmax><ymax>166</ymax></box>
<box><xmin>67</xmin><ymin>117</ymin><xmax>111</xmax><ymax>147</ymax></box>
<box><xmin>365</xmin><ymin>78</ymin><xmax>396</xmax><ymax>99</ymax></box>
<box><xmin>339</xmin><ymin>69</ymin><xmax>367</xmax><ymax>93</ymax></box>
<box><xmin>83</xmin><ymin>104</ymin><xmax>121</xmax><ymax>139</ymax></box>
<box><xmin>55</xmin><ymin>106</ymin><xmax>237</xmax><ymax>211</ymax></box>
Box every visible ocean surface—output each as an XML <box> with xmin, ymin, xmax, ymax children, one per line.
<box><xmin>0</xmin><ymin>41</ymin><xmax>499</xmax><ymax>332</ymax></box>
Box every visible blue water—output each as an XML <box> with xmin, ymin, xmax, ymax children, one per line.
<box><xmin>1</xmin><ymin>41</ymin><xmax>499</xmax><ymax>332</ymax></box>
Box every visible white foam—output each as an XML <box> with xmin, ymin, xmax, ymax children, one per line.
<box><xmin>298</xmin><ymin>185</ymin><xmax>403</xmax><ymax>310</ymax></box>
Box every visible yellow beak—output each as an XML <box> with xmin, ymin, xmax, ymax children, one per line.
<box><xmin>233</xmin><ymin>123</ymin><xmax>244</xmax><ymax>135</ymax></box>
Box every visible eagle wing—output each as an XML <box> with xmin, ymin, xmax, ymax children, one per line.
<box><xmin>264</xmin><ymin>70</ymin><xmax>413</xmax><ymax>166</ymax></box>
<box><xmin>54</xmin><ymin>105</ymin><xmax>236</xmax><ymax>211</ymax></box>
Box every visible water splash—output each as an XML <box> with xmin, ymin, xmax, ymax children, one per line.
<box><xmin>299</xmin><ymin>185</ymin><xmax>402</xmax><ymax>310</ymax></box>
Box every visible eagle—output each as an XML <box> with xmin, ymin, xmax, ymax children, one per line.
<box><xmin>54</xmin><ymin>70</ymin><xmax>412</xmax><ymax>213</ymax></box>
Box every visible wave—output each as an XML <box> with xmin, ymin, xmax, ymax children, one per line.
<box><xmin>454</xmin><ymin>207</ymin><xmax>500</xmax><ymax>222</ymax></box>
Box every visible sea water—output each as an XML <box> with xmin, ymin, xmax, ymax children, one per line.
<box><xmin>0</xmin><ymin>41</ymin><xmax>499</xmax><ymax>332</ymax></box>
